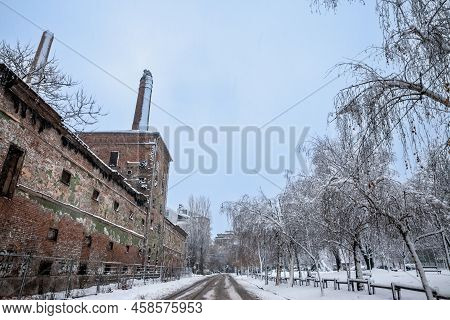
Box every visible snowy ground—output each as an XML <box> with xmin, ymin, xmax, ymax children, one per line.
<box><xmin>77</xmin><ymin>275</ymin><xmax>209</xmax><ymax>300</ymax></box>
<box><xmin>235</xmin><ymin>269</ymin><xmax>450</xmax><ymax>300</ymax></box>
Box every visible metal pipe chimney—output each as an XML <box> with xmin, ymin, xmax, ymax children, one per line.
<box><xmin>132</xmin><ymin>69</ymin><xmax>153</xmax><ymax>131</ymax></box>
<box><xmin>26</xmin><ymin>30</ymin><xmax>54</xmax><ymax>86</ymax></box>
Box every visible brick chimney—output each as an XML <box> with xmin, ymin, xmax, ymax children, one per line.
<box><xmin>132</xmin><ymin>69</ymin><xmax>153</xmax><ymax>131</ymax></box>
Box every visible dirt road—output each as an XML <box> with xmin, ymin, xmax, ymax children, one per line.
<box><xmin>164</xmin><ymin>274</ymin><xmax>258</xmax><ymax>300</ymax></box>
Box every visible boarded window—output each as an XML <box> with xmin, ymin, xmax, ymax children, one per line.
<box><xmin>92</xmin><ymin>189</ymin><xmax>100</xmax><ymax>201</ymax></box>
<box><xmin>0</xmin><ymin>144</ymin><xmax>25</xmax><ymax>198</ymax></box>
<box><xmin>47</xmin><ymin>228</ymin><xmax>58</xmax><ymax>241</ymax></box>
<box><xmin>109</xmin><ymin>151</ymin><xmax>119</xmax><ymax>167</ymax></box>
<box><xmin>38</xmin><ymin>260</ymin><xmax>53</xmax><ymax>276</ymax></box>
<box><xmin>60</xmin><ymin>169</ymin><xmax>71</xmax><ymax>185</ymax></box>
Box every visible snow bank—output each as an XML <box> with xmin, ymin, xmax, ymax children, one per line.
<box><xmin>78</xmin><ymin>275</ymin><xmax>208</xmax><ymax>300</ymax></box>
<box><xmin>235</xmin><ymin>269</ymin><xmax>450</xmax><ymax>300</ymax></box>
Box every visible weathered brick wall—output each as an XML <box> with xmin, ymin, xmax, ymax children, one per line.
<box><xmin>79</xmin><ymin>132</ymin><xmax>170</xmax><ymax>217</ymax></box>
<box><xmin>163</xmin><ymin>218</ymin><xmax>187</xmax><ymax>268</ymax></box>
<box><xmin>0</xmin><ymin>82</ymin><xmax>146</xmax><ymax>267</ymax></box>
<box><xmin>79</xmin><ymin>131</ymin><xmax>172</xmax><ymax>265</ymax></box>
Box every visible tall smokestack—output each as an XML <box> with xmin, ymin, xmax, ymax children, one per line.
<box><xmin>27</xmin><ymin>30</ymin><xmax>54</xmax><ymax>86</ymax></box>
<box><xmin>132</xmin><ymin>69</ymin><xmax>153</xmax><ymax>131</ymax></box>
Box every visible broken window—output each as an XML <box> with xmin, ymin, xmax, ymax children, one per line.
<box><xmin>77</xmin><ymin>263</ymin><xmax>87</xmax><ymax>275</ymax></box>
<box><xmin>92</xmin><ymin>189</ymin><xmax>100</xmax><ymax>201</ymax></box>
<box><xmin>38</xmin><ymin>260</ymin><xmax>53</xmax><ymax>276</ymax></box>
<box><xmin>103</xmin><ymin>264</ymin><xmax>112</xmax><ymax>274</ymax></box>
<box><xmin>0</xmin><ymin>144</ymin><xmax>25</xmax><ymax>198</ymax></box>
<box><xmin>113</xmin><ymin>201</ymin><xmax>119</xmax><ymax>211</ymax></box>
<box><xmin>60</xmin><ymin>169</ymin><xmax>71</xmax><ymax>185</ymax></box>
<box><xmin>109</xmin><ymin>151</ymin><xmax>119</xmax><ymax>167</ymax></box>
<box><xmin>47</xmin><ymin>228</ymin><xmax>58</xmax><ymax>241</ymax></box>
<box><xmin>84</xmin><ymin>235</ymin><xmax>92</xmax><ymax>248</ymax></box>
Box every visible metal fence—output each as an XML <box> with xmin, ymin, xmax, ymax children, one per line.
<box><xmin>0</xmin><ymin>252</ymin><xmax>190</xmax><ymax>299</ymax></box>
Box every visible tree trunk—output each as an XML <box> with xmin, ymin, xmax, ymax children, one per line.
<box><xmin>401</xmin><ymin>228</ymin><xmax>434</xmax><ymax>300</ymax></box>
<box><xmin>360</xmin><ymin>246</ymin><xmax>373</xmax><ymax>270</ymax></box>
<box><xmin>295</xmin><ymin>247</ymin><xmax>302</xmax><ymax>280</ymax></box>
<box><xmin>314</xmin><ymin>259</ymin><xmax>324</xmax><ymax>296</ymax></box>
<box><xmin>441</xmin><ymin>232</ymin><xmax>450</xmax><ymax>270</ymax></box>
<box><xmin>276</xmin><ymin>263</ymin><xmax>281</xmax><ymax>286</ymax></box>
<box><xmin>353</xmin><ymin>240</ymin><xmax>364</xmax><ymax>290</ymax></box>
<box><xmin>265</xmin><ymin>265</ymin><xmax>269</xmax><ymax>285</ymax></box>
<box><xmin>258</xmin><ymin>244</ymin><xmax>264</xmax><ymax>279</ymax></box>
<box><xmin>199</xmin><ymin>246</ymin><xmax>204</xmax><ymax>275</ymax></box>
<box><xmin>275</xmin><ymin>249</ymin><xmax>281</xmax><ymax>286</ymax></box>
<box><xmin>332</xmin><ymin>246</ymin><xmax>341</xmax><ymax>271</ymax></box>
<box><xmin>289</xmin><ymin>249</ymin><xmax>295</xmax><ymax>287</ymax></box>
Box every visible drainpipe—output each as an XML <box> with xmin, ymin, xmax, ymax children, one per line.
<box><xmin>143</xmin><ymin>138</ymin><xmax>158</xmax><ymax>284</ymax></box>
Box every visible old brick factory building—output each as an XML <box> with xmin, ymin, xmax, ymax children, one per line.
<box><xmin>0</xmin><ymin>62</ymin><xmax>187</xmax><ymax>297</ymax></box>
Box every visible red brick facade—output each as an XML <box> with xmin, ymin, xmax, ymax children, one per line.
<box><xmin>0</xmin><ymin>64</ymin><xmax>186</xmax><ymax>297</ymax></box>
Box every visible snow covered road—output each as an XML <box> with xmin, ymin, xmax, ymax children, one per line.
<box><xmin>164</xmin><ymin>274</ymin><xmax>258</xmax><ymax>300</ymax></box>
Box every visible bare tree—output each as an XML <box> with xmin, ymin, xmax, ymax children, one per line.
<box><xmin>0</xmin><ymin>40</ymin><xmax>104</xmax><ymax>131</ymax></box>
<box><xmin>186</xmin><ymin>195</ymin><xmax>212</xmax><ymax>274</ymax></box>
<box><xmin>313</xmin><ymin>0</ymin><xmax>449</xmax><ymax>165</ymax></box>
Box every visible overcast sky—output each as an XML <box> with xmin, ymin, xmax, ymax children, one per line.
<box><xmin>0</xmin><ymin>0</ymin><xmax>382</xmax><ymax>236</ymax></box>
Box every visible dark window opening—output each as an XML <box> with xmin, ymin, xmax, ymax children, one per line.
<box><xmin>127</xmin><ymin>170</ymin><xmax>132</xmax><ymax>175</ymax></box>
<box><xmin>113</xmin><ymin>201</ymin><xmax>119</xmax><ymax>211</ymax></box>
<box><xmin>47</xmin><ymin>228</ymin><xmax>58</xmax><ymax>241</ymax></box>
<box><xmin>0</xmin><ymin>144</ymin><xmax>25</xmax><ymax>198</ymax></box>
<box><xmin>38</xmin><ymin>260</ymin><xmax>53</xmax><ymax>276</ymax></box>
<box><xmin>103</xmin><ymin>264</ymin><xmax>112</xmax><ymax>274</ymax></box>
<box><xmin>77</xmin><ymin>263</ymin><xmax>87</xmax><ymax>275</ymax></box>
<box><xmin>84</xmin><ymin>235</ymin><xmax>92</xmax><ymax>248</ymax></box>
<box><xmin>141</xmin><ymin>218</ymin><xmax>145</xmax><ymax>226</ymax></box>
<box><xmin>129</xmin><ymin>211</ymin><xmax>134</xmax><ymax>220</ymax></box>
<box><xmin>108</xmin><ymin>241</ymin><xmax>114</xmax><ymax>251</ymax></box>
<box><xmin>60</xmin><ymin>169</ymin><xmax>71</xmax><ymax>185</ymax></box>
<box><xmin>109</xmin><ymin>151</ymin><xmax>119</xmax><ymax>167</ymax></box>
<box><xmin>92</xmin><ymin>189</ymin><xmax>100</xmax><ymax>201</ymax></box>
<box><xmin>122</xmin><ymin>266</ymin><xmax>128</xmax><ymax>274</ymax></box>
<box><xmin>126</xmin><ymin>245</ymin><xmax>130</xmax><ymax>253</ymax></box>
